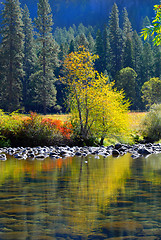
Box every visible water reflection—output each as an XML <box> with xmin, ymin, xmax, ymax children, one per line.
<box><xmin>0</xmin><ymin>153</ymin><xmax>161</xmax><ymax>239</ymax></box>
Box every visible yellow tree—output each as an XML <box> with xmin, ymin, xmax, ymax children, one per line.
<box><xmin>90</xmin><ymin>73</ymin><xmax>130</xmax><ymax>144</ymax></box>
<box><xmin>61</xmin><ymin>46</ymin><xmax>130</xmax><ymax>144</ymax></box>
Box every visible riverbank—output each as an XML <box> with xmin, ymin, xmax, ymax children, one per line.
<box><xmin>0</xmin><ymin>111</ymin><xmax>146</xmax><ymax>148</ymax></box>
<box><xmin>0</xmin><ymin>142</ymin><xmax>160</xmax><ymax>161</ymax></box>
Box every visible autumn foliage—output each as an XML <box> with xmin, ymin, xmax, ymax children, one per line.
<box><xmin>0</xmin><ymin>111</ymin><xmax>72</xmax><ymax>147</ymax></box>
<box><xmin>61</xmin><ymin>46</ymin><xmax>131</xmax><ymax>145</ymax></box>
<box><xmin>41</xmin><ymin>118</ymin><xmax>72</xmax><ymax>139</ymax></box>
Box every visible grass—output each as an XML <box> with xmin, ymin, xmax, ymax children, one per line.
<box><xmin>45</xmin><ymin>112</ymin><xmax>146</xmax><ymax>130</ymax></box>
<box><xmin>8</xmin><ymin>112</ymin><xmax>145</xmax><ymax>132</ymax></box>
<box><xmin>128</xmin><ymin>112</ymin><xmax>146</xmax><ymax>130</ymax></box>
<box><xmin>44</xmin><ymin>114</ymin><xmax>70</xmax><ymax>122</ymax></box>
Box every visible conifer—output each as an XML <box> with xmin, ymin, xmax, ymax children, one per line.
<box><xmin>22</xmin><ymin>4</ymin><xmax>37</xmax><ymax>111</ymax></box>
<box><xmin>122</xmin><ymin>7</ymin><xmax>133</xmax><ymax>68</ymax></box>
<box><xmin>102</xmin><ymin>27</ymin><xmax>111</xmax><ymax>74</ymax></box>
<box><xmin>141</xmin><ymin>42</ymin><xmax>154</xmax><ymax>85</ymax></box>
<box><xmin>108</xmin><ymin>3</ymin><xmax>123</xmax><ymax>77</ymax></box>
<box><xmin>34</xmin><ymin>0</ymin><xmax>59</xmax><ymax>114</ymax></box>
<box><xmin>1</xmin><ymin>0</ymin><xmax>24</xmax><ymax>112</ymax></box>
<box><xmin>95</xmin><ymin>29</ymin><xmax>104</xmax><ymax>73</ymax></box>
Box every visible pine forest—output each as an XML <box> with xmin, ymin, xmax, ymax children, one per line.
<box><xmin>0</xmin><ymin>0</ymin><xmax>160</xmax><ymax>114</ymax></box>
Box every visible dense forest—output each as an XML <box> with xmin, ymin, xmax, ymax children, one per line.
<box><xmin>0</xmin><ymin>0</ymin><xmax>160</xmax><ymax>114</ymax></box>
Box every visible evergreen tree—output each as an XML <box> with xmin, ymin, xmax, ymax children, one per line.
<box><xmin>154</xmin><ymin>46</ymin><xmax>161</xmax><ymax>78</ymax></box>
<box><xmin>132</xmin><ymin>30</ymin><xmax>143</xmax><ymax>76</ymax></box>
<box><xmin>95</xmin><ymin>29</ymin><xmax>104</xmax><ymax>73</ymax></box>
<box><xmin>59</xmin><ymin>43</ymin><xmax>68</xmax><ymax>62</ymax></box>
<box><xmin>87</xmin><ymin>26</ymin><xmax>95</xmax><ymax>38</ymax></box>
<box><xmin>22</xmin><ymin>4</ymin><xmax>37</xmax><ymax>112</ymax></box>
<box><xmin>72</xmin><ymin>24</ymin><xmax>77</xmax><ymax>35</ymax></box>
<box><xmin>142</xmin><ymin>16</ymin><xmax>151</xmax><ymax>29</ymax></box>
<box><xmin>57</xmin><ymin>42</ymin><xmax>68</xmax><ymax>112</ymax></box>
<box><xmin>1</xmin><ymin>0</ymin><xmax>24</xmax><ymax>112</ymax></box>
<box><xmin>122</xmin><ymin>36</ymin><xmax>134</xmax><ymax>68</ymax></box>
<box><xmin>142</xmin><ymin>16</ymin><xmax>153</xmax><ymax>45</ymax></box>
<box><xmin>102</xmin><ymin>27</ymin><xmax>111</xmax><ymax>73</ymax></box>
<box><xmin>141</xmin><ymin>42</ymin><xmax>154</xmax><ymax>85</ymax></box>
<box><xmin>34</xmin><ymin>0</ymin><xmax>59</xmax><ymax>114</ymax></box>
<box><xmin>122</xmin><ymin>7</ymin><xmax>133</xmax><ymax>68</ymax></box>
<box><xmin>0</xmin><ymin>49</ymin><xmax>4</xmax><ymax>104</ymax></box>
<box><xmin>68</xmin><ymin>39</ymin><xmax>76</xmax><ymax>53</ymax></box>
<box><xmin>68</xmin><ymin>26</ymin><xmax>75</xmax><ymax>37</ymax></box>
<box><xmin>122</xmin><ymin>8</ymin><xmax>133</xmax><ymax>38</ymax></box>
<box><xmin>75</xmin><ymin>33</ymin><xmax>89</xmax><ymax>50</ymax></box>
<box><xmin>54</xmin><ymin>27</ymin><xmax>64</xmax><ymax>44</ymax></box>
<box><xmin>108</xmin><ymin>3</ymin><xmax>123</xmax><ymax>77</ymax></box>
<box><xmin>132</xmin><ymin>30</ymin><xmax>144</xmax><ymax>109</ymax></box>
<box><xmin>87</xmin><ymin>33</ymin><xmax>95</xmax><ymax>53</ymax></box>
<box><xmin>62</xmin><ymin>27</ymin><xmax>68</xmax><ymax>39</ymax></box>
<box><xmin>77</xmin><ymin>23</ymin><xmax>86</xmax><ymax>35</ymax></box>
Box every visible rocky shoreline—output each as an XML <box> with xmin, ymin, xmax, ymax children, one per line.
<box><xmin>0</xmin><ymin>142</ymin><xmax>161</xmax><ymax>161</ymax></box>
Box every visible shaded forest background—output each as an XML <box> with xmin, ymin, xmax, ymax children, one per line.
<box><xmin>0</xmin><ymin>0</ymin><xmax>160</xmax><ymax>114</ymax></box>
<box><xmin>7</xmin><ymin>0</ymin><xmax>158</xmax><ymax>30</ymax></box>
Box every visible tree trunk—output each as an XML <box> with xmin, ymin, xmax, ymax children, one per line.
<box><xmin>100</xmin><ymin>136</ymin><xmax>104</xmax><ymax>146</ymax></box>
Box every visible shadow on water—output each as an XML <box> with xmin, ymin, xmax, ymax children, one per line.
<box><xmin>0</xmin><ymin>153</ymin><xmax>161</xmax><ymax>239</ymax></box>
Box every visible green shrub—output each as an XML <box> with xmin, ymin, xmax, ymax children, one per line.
<box><xmin>0</xmin><ymin>136</ymin><xmax>11</xmax><ymax>147</ymax></box>
<box><xmin>0</xmin><ymin>110</ymin><xmax>23</xmax><ymax>144</ymax></box>
<box><xmin>141</xmin><ymin>104</ymin><xmax>161</xmax><ymax>142</ymax></box>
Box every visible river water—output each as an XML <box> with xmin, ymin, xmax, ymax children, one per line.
<box><xmin>0</xmin><ymin>153</ymin><xmax>161</xmax><ymax>239</ymax></box>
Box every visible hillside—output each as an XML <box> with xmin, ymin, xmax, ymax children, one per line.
<box><xmin>0</xmin><ymin>0</ymin><xmax>158</xmax><ymax>30</ymax></box>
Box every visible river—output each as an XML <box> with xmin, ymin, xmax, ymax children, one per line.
<box><xmin>0</xmin><ymin>153</ymin><xmax>161</xmax><ymax>239</ymax></box>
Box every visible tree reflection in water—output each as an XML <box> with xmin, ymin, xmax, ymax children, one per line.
<box><xmin>0</xmin><ymin>153</ymin><xmax>133</xmax><ymax>237</ymax></box>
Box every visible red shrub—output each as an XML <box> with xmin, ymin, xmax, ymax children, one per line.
<box><xmin>41</xmin><ymin>118</ymin><xmax>73</xmax><ymax>139</ymax></box>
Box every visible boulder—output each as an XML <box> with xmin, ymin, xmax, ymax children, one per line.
<box><xmin>114</xmin><ymin>143</ymin><xmax>122</xmax><ymax>150</ymax></box>
<box><xmin>0</xmin><ymin>154</ymin><xmax>7</xmax><ymax>161</ymax></box>
<box><xmin>138</xmin><ymin>148</ymin><xmax>152</xmax><ymax>155</ymax></box>
<box><xmin>112</xmin><ymin>149</ymin><xmax>120</xmax><ymax>157</ymax></box>
<box><xmin>35</xmin><ymin>154</ymin><xmax>48</xmax><ymax>160</ymax></box>
<box><xmin>75</xmin><ymin>151</ymin><xmax>82</xmax><ymax>156</ymax></box>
